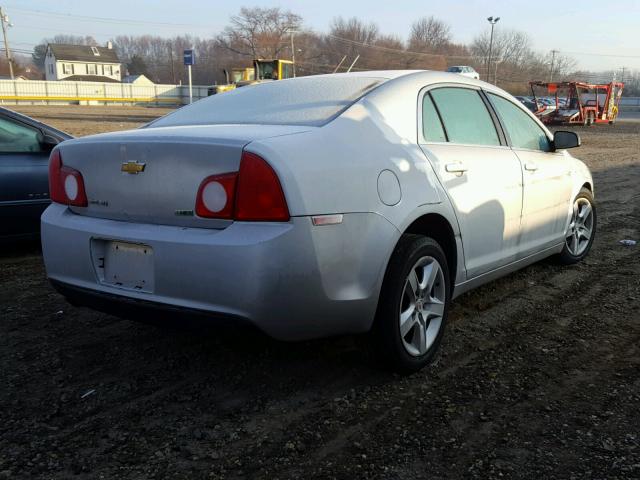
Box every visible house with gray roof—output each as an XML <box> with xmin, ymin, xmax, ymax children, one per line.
<box><xmin>44</xmin><ymin>42</ymin><xmax>122</xmax><ymax>82</ymax></box>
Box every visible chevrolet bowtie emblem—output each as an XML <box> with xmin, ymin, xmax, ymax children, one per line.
<box><xmin>121</xmin><ymin>161</ymin><xmax>146</xmax><ymax>174</ymax></box>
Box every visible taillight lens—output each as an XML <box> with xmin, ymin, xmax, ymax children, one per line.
<box><xmin>195</xmin><ymin>151</ymin><xmax>289</xmax><ymax>222</ymax></box>
<box><xmin>49</xmin><ymin>149</ymin><xmax>88</xmax><ymax>207</ymax></box>
<box><xmin>235</xmin><ymin>151</ymin><xmax>289</xmax><ymax>221</ymax></box>
<box><xmin>195</xmin><ymin>173</ymin><xmax>237</xmax><ymax>219</ymax></box>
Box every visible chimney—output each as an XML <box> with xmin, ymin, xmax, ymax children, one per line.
<box><xmin>106</xmin><ymin>41</ymin><xmax>113</xmax><ymax>50</ymax></box>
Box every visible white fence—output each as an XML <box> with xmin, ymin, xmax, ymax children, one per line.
<box><xmin>620</xmin><ymin>97</ymin><xmax>640</xmax><ymax>109</ymax></box>
<box><xmin>0</xmin><ymin>79</ymin><xmax>211</xmax><ymax>105</ymax></box>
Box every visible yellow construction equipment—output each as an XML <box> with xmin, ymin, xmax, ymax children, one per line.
<box><xmin>208</xmin><ymin>59</ymin><xmax>294</xmax><ymax>95</ymax></box>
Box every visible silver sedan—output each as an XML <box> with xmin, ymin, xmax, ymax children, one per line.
<box><xmin>41</xmin><ymin>71</ymin><xmax>595</xmax><ymax>371</ymax></box>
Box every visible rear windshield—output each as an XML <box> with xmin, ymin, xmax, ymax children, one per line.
<box><xmin>150</xmin><ymin>76</ymin><xmax>384</xmax><ymax>128</ymax></box>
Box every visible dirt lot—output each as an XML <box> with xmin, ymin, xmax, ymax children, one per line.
<box><xmin>1</xmin><ymin>106</ymin><xmax>639</xmax><ymax>479</ymax></box>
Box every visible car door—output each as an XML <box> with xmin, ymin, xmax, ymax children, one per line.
<box><xmin>486</xmin><ymin>92</ymin><xmax>574</xmax><ymax>257</ymax></box>
<box><xmin>0</xmin><ymin>114</ymin><xmax>52</xmax><ymax>237</ymax></box>
<box><xmin>418</xmin><ymin>86</ymin><xmax>524</xmax><ymax>279</ymax></box>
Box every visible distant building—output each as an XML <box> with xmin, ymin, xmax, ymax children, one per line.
<box><xmin>122</xmin><ymin>74</ymin><xmax>154</xmax><ymax>85</ymax></box>
<box><xmin>44</xmin><ymin>42</ymin><xmax>122</xmax><ymax>82</ymax></box>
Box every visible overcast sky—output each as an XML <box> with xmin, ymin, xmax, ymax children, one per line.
<box><xmin>6</xmin><ymin>0</ymin><xmax>640</xmax><ymax>73</ymax></box>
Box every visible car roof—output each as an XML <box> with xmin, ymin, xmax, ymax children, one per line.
<box><xmin>307</xmin><ymin>70</ymin><xmax>423</xmax><ymax>80</ymax></box>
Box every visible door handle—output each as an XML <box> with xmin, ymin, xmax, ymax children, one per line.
<box><xmin>524</xmin><ymin>162</ymin><xmax>539</xmax><ymax>171</ymax></box>
<box><xmin>445</xmin><ymin>162</ymin><xmax>468</xmax><ymax>174</ymax></box>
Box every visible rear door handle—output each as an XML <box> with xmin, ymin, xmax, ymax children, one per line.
<box><xmin>524</xmin><ymin>162</ymin><xmax>539</xmax><ymax>171</ymax></box>
<box><xmin>445</xmin><ymin>162</ymin><xmax>468</xmax><ymax>174</ymax></box>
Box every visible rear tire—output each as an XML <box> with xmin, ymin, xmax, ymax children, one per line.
<box><xmin>371</xmin><ymin>234</ymin><xmax>451</xmax><ymax>373</ymax></box>
<box><xmin>558</xmin><ymin>188</ymin><xmax>596</xmax><ymax>265</ymax></box>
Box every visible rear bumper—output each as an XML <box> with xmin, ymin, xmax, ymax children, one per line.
<box><xmin>41</xmin><ymin>204</ymin><xmax>400</xmax><ymax>340</ymax></box>
<box><xmin>50</xmin><ymin>279</ymin><xmax>251</xmax><ymax>329</ymax></box>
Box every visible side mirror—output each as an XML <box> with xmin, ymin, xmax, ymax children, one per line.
<box><xmin>553</xmin><ymin>131</ymin><xmax>581</xmax><ymax>150</ymax></box>
<box><xmin>40</xmin><ymin>134</ymin><xmax>60</xmax><ymax>152</ymax></box>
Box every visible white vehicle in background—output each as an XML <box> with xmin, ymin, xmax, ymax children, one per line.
<box><xmin>446</xmin><ymin>66</ymin><xmax>480</xmax><ymax>80</ymax></box>
<box><xmin>41</xmin><ymin>71</ymin><xmax>595</xmax><ymax>372</ymax></box>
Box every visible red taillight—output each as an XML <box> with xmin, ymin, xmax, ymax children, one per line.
<box><xmin>48</xmin><ymin>149</ymin><xmax>88</xmax><ymax>207</ymax></box>
<box><xmin>195</xmin><ymin>151</ymin><xmax>289</xmax><ymax>222</ymax></box>
<box><xmin>195</xmin><ymin>173</ymin><xmax>237</xmax><ymax>219</ymax></box>
<box><xmin>235</xmin><ymin>151</ymin><xmax>289</xmax><ymax>221</ymax></box>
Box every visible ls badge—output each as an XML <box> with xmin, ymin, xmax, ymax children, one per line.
<box><xmin>121</xmin><ymin>160</ymin><xmax>146</xmax><ymax>174</ymax></box>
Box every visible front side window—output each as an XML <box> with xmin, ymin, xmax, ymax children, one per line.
<box><xmin>422</xmin><ymin>94</ymin><xmax>447</xmax><ymax>142</ymax></box>
<box><xmin>0</xmin><ymin>117</ymin><xmax>44</xmax><ymax>153</ymax></box>
<box><xmin>489</xmin><ymin>93</ymin><xmax>550</xmax><ymax>152</ymax></box>
<box><xmin>430</xmin><ymin>87</ymin><xmax>500</xmax><ymax>146</ymax></box>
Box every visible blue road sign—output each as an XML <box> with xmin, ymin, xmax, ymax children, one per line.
<box><xmin>183</xmin><ymin>49</ymin><xmax>195</xmax><ymax>66</ymax></box>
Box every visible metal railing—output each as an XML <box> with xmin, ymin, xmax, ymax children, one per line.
<box><xmin>0</xmin><ymin>79</ymin><xmax>210</xmax><ymax>105</ymax></box>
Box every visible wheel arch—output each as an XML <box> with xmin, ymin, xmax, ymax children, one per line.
<box><xmin>402</xmin><ymin>213</ymin><xmax>458</xmax><ymax>291</ymax></box>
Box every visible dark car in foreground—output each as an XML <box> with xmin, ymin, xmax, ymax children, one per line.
<box><xmin>0</xmin><ymin>107</ymin><xmax>72</xmax><ymax>240</ymax></box>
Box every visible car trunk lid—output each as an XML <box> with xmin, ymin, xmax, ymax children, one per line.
<box><xmin>58</xmin><ymin>124</ymin><xmax>311</xmax><ymax>228</ymax></box>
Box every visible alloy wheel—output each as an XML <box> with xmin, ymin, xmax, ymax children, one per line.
<box><xmin>399</xmin><ymin>256</ymin><xmax>446</xmax><ymax>356</ymax></box>
<box><xmin>566</xmin><ymin>197</ymin><xmax>594</xmax><ymax>256</ymax></box>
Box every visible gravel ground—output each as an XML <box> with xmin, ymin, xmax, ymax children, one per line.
<box><xmin>1</xmin><ymin>106</ymin><xmax>639</xmax><ymax>479</ymax></box>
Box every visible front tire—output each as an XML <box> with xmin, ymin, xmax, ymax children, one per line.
<box><xmin>372</xmin><ymin>234</ymin><xmax>451</xmax><ymax>373</ymax></box>
<box><xmin>558</xmin><ymin>188</ymin><xmax>596</xmax><ymax>264</ymax></box>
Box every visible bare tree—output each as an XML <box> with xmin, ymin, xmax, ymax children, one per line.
<box><xmin>329</xmin><ymin>17</ymin><xmax>379</xmax><ymax>45</ymax></box>
<box><xmin>409</xmin><ymin>16</ymin><xmax>451</xmax><ymax>53</ymax></box>
<box><xmin>544</xmin><ymin>51</ymin><xmax>577</xmax><ymax>81</ymax></box>
<box><xmin>471</xmin><ymin>28</ymin><xmax>533</xmax><ymax>67</ymax></box>
<box><xmin>321</xmin><ymin>17</ymin><xmax>380</xmax><ymax>71</ymax></box>
<box><xmin>218</xmin><ymin>7</ymin><xmax>302</xmax><ymax>58</ymax></box>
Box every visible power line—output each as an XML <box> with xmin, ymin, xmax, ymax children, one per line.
<box><xmin>16</xmin><ymin>24</ymin><xmax>121</xmax><ymax>38</ymax></box>
<box><xmin>5</xmin><ymin>5</ymin><xmax>213</xmax><ymax>29</ymax></box>
<box><xmin>558</xmin><ymin>50</ymin><xmax>640</xmax><ymax>59</ymax></box>
<box><xmin>5</xmin><ymin>4</ymin><xmax>640</xmax><ymax>71</ymax></box>
<box><xmin>323</xmin><ymin>33</ymin><xmax>476</xmax><ymax>59</ymax></box>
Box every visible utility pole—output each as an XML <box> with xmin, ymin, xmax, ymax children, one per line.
<box><xmin>486</xmin><ymin>16</ymin><xmax>500</xmax><ymax>84</ymax></box>
<box><xmin>290</xmin><ymin>30</ymin><xmax>296</xmax><ymax>77</ymax></box>
<box><xmin>549</xmin><ymin>49</ymin><xmax>558</xmax><ymax>82</ymax></box>
<box><xmin>494</xmin><ymin>57</ymin><xmax>503</xmax><ymax>85</ymax></box>
<box><xmin>0</xmin><ymin>7</ymin><xmax>14</xmax><ymax>80</ymax></box>
<box><xmin>168</xmin><ymin>45</ymin><xmax>176</xmax><ymax>84</ymax></box>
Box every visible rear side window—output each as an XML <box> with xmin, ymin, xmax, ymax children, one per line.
<box><xmin>430</xmin><ymin>88</ymin><xmax>500</xmax><ymax>146</ymax></box>
<box><xmin>488</xmin><ymin>93</ymin><xmax>551</xmax><ymax>152</ymax></box>
<box><xmin>422</xmin><ymin>94</ymin><xmax>447</xmax><ymax>142</ymax></box>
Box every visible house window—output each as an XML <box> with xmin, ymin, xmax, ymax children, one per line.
<box><xmin>63</xmin><ymin>63</ymin><xmax>72</xmax><ymax>74</ymax></box>
<box><xmin>104</xmin><ymin>65</ymin><xmax>112</xmax><ymax>76</ymax></box>
<box><xmin>91</xmin><ymin>46</ymin><xmax>100</xmax><ymax>56</ymax></box>
<box><xmin>87</xmin><ymin>64</ymin><xmax>97</xmax><ymax>75</ymax></box>
<box><xmin>49</xmin><ymin>64</ymin><xmax>54</xmax><ymax>75</ymax></box>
